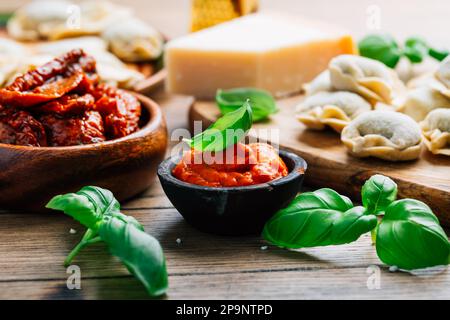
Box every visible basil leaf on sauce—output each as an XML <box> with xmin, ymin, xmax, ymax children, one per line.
<box><xmin>188</xmin><ymin>100</ymin><xmax>253</xmax><ymax>152</ymax></box>
<box><xmin>216</xmin><ymin>88</ymin><xmax>277</xmax><ymax>122</ymax></box>
<box><xmin>263</xmin><ymin>188</ymin><xmax>377</xmax><ymax>248</ymax></box>
<box><xmin>376</xmin><ymin>199</ymin><xmax>450</xmax><ymax>270</ymax></box>
<box><xmin>46</xmin><ymin>186</ymin><xmax>168</xmax><ymax>297</ymax></box>
<box><xmin>361</xmin><ymin>174</ymin><xmax>397</xmax><ymax>216</ymax></box>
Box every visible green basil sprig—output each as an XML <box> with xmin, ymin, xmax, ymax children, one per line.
<box><xmin>361</xmin><ymin>174</ymin><xmax>397</xmax><ymax>216</ymax></box>
<box><xmin>358</xmin><ymin>34</ymin><xmax>402</xmax><ymax>68</ymax></box>
<box><xmin>47</xmin><ymin>186</ymin><xmax>168</xmax><ymax>297</ymax></box>
<box><xmin>376</xmin><ymin>199</ymin><xmax>450</xmax><ymax>270</ymax></box>
<box><xmin>359</xmin><ymin>34</ymin><xmax>449</xmax><ymax>68</ymax></box>
<box><xmin>263</xmin><ymin>174</ymin><xmax>450</xmax><ymax>271</ymax></box>
<box><xmin>187</xmin><ymin>100</ymin><xmax>252</xmax><ymax>152</ymax></box>
<box><xmin>263</xmin><ymin>189</ymin><xmax>377</xmax><ymax>248</ymax></box>
<box><xmin>216</xmin><ymin>88</ymin><xmax>277</xmax><ymax>122</ymax></box>
<box><xmin>403</xmin><ymin>37</ymin><xmax>429</xmax><ymax>63</ymax></box>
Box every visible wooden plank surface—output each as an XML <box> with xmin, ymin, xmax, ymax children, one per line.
<box><xmin>0</xmin><ymin>90</ymin><xmax>448</xmax><ymax>300</ymax></box>
<box><xmin>1</xmin><ymin>175</ymin><xmax>449</xmax><ymax>299</ymax></box>
<box><xmin>190</xmin><ymin>98</ymin><xmax>450</xmax><ymax>226</ymax></box>
<box><xmin>1</xmin><ymin>0</ymin><xmax>450</xmax><ymax>300</ymax></box>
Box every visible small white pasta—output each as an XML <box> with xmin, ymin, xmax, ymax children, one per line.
<box><xmin>102</xmin><ymin>18</ymin><xmax>164</xmax><ymax>62</ymax></box>
<box><xmin>329</xmin><ymin>55</ymin><xmax>405</xmax><ymax>106</ymax></box>
<box><xmin>420</xmin><ymin>108</ymin><xmax>450</xmax><ymax>155</ymax></box>
<box><xmin>341</xmin><ymin>110</ymin><xmax>422</xmax><ymax>161</ymax></box>
<box><xmin>296</xmin><ymin>91</ymin><xmax>371</xmax><ymax>132</ymax></box>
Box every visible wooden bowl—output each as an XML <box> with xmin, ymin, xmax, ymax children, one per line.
<box><xmin>158</xmin><ymin>150</ymin><xmax>307</xmax><ymax>235</ymax></box>
<box><xmin>0</xmin><ymin>93</ymin><xmax>168</xmax><ymax>211</ymax></box>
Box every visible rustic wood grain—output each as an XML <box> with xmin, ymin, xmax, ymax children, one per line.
<box><xmin>0</xmin><ymin>178</ymin><xmax>449</xmax><ymax>299</ymax></box>
<box><xmin>190</xmin><ymin>98</ymin><xmax>450</xmax><ymax>226</ymax></box>
<box><xmin>1</xmin><ymin>0</ymin><xmax>450</xmax><ymax>300</ymax></box>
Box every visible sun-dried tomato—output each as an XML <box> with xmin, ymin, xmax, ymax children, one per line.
<box><xmin>0</xmin><ymin>49</ymin><xmax>98</xmax><ymax>107</ymax></box>
<box><xmin>0</xmin><ymin>105</ymin><xmax>47</xmax><ymax>147</ymax></box>
<box><xmin>40</xmin><ymin>110</ymin><xmax>105</xmax><ymax>146</ymax></box>
<box><xmin>36</xmin><ymin>93</ymin><xmax>95</xmax><ymax>115</ymax></box>
<box><xmin>93</xmin><ymin>84</ymin><xmax>141</xmax><ymax>139</ymax></box>
<box><xmin>0</xmin><ymin>49</ymin><xmax>143</xmax><ymax>147</ymax></box>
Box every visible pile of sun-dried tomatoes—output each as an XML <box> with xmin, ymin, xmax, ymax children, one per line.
<box><xmin>0</xmin><ymin>49</ymin><xmax>141</xmax><ymax>147</ymax></box>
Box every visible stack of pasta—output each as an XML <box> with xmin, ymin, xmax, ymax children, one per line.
<box><xmin>295</xmin><ymin>54</ymin><xmax>450</xmax><ymax>160</ymax></box>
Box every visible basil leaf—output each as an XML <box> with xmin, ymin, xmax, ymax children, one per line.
<box><xmin>189</xmin><ymin>100</ymin><xmax>252</xmax><ymax>152</ymax></box>
<box><xmin>216</xmin><ymin>88</ymin><xmax>277</xmax><ymax>122</ymax></box>
<box><xmin>46</xmin><ymin>186</ymin><xmax>122</xmax><ymax>229</ymax></box>
<box><xmin>429</xmin><ymin>47</ymin><xmax>449</xmax><ymax>61</ymax></box>
<box><xmin>376</xmin><ymin>199</ymin><xmax>450</xmax><ymax>270</ymax></box>
<box><xmin>263</xmin><ymin>189</ymin><xmax>377</xmax><ymax>248</ymax></box>
<box><xmin>47</xmin><ymin>186</ymin><xmax>168</xmax><ymax>296</ymax></box>
<box><xmin>99</xmin><ymin>215</ymin><xmax>168</xmax><ymax>297</ymax></box>
<box><xmin>358</xmin><ymin>34</ymin><xmax>402</xmax><ymax>68</ymax></box>
<box><xmin>361</xmin><ymin>174</ymin><xmax>397</xmax><ymax>215</ymax></box>
<box><xmin>107</xmin><ymin>211</ymin><xmax>145</xmax><ymax>231</ymax></box>
<box><xmin>0</xmin><ymin>13</ymin><xmax>12</xmax><ymax>27</ymax></box>
<box><xmin>404</xmin><ymin>37</ymin><xmax>428</xmax><ymax>64</ymax></box>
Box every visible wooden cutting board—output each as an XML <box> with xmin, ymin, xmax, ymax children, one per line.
<box><xmin>190</xmin><ymin>96</ymin><xmax>450</xmax><ymax>226</ymax></box>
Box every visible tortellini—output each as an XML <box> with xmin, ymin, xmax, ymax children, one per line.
<box><xmin>296</xmin><ymin>91</ymin><xmax>371</xmax><ymax>132</ymax></box>
<box><xmin>395</xmin><ymin>56</ymin><xmax>439</xmax><ymax>84</ymax></box>
<box><xmin>397</xmin><ymin>87</ymin><xmax>450</xmax><ymax>121</ymax></box>
<box><xmin>7</xmin><ymin>0</ymin><xmax>73</xmax><ymax>41</ymax></box>
<box><xmin>102</xmin><ymin>18</ymin><xmax>164</xmax><ymax>62</ymax></box>
<box><xmin>434</xmin><ymin>56</ymin><xmax>450</xmax><ymax>98</ymax></box>
<box><xmin>398</xmin><ymin>57</ymin><xmax>450</xmax><ymax>121</ymax></box>
<box><xmin>420</xmin><ymin>108</ymin><xmax>450</xmax><ymax>155</ymax></box>
<box><xmin>7</xmin><ymin>0</ymin><xmax>132</xmax><ymax>41</ymax></box>
<box><xmin>35</xmin><ymin>37</ymin><xmax>144</xmax><ymax>89</ymax></box>
<box><xmin>341</xmin><ymin>111</ymin><xmax>422</xmax><ymax>161</ymax></box>
<box><xmin>329</xmin><ymin>55</ymin><xmax>405</xmax><ymax>105</ymax></box>
<box><xmin>303</xmin><ymin>70</ymin><xmax>332</xmax><ymax>96</ymax></box>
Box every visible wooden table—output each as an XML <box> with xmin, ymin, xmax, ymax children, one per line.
<box><xmin>1</xmin><ymin>0</ymin><xmax>450</xmax><ymax>300</ymax></box>
<box><xmin>0</xmin><ymin>90</ymin><xmax>449</xmax><ymax>300</ymax></box>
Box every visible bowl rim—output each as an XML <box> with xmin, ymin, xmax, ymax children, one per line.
<box><xmin>158</xmin><ymin>149</ymin><xmax>308</xmax><ymax>192</ymax></box>
<box><xmin>0</xmin><ymin>91</ymin><xmax>163</xmax><ymax>151</ymax></box>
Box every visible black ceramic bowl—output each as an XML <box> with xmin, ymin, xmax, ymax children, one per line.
<box><xmin>157</xmin><ymin>150</ymin><xmax>307</xmax><ymax>235</ymax></box>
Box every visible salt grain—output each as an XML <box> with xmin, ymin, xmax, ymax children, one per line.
<box><xmin>69</xmin><ymin>228</ymin><xmax>77</xmax><ymax>234</ymax></box>
<box><xmin>389</xmin><ymin>265</ymin><xmax>398</xmax><ymax>272</ymax></box>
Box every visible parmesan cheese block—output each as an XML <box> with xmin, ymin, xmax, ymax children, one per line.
<box><xmin>166</xmin><ymin>13</ymin><xmax>357</xmax><ymax>98</ymax></box>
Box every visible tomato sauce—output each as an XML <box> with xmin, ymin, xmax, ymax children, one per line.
<box><xmin>172</xmin><ymin>143</ymin><xmax>288</xmax><ymax>187</ymax></box>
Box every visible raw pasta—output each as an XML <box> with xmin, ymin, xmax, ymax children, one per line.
<box><xmin>329</xmin><ymin>55</ymin><xmax>405</xmax><ymax>105</ymax></box>
<box><xmin>341</xmin><ymin>110</ymin><xmax>422</xmax><ymax>161</ymax></box>
<box><xmin>420</xmin><ymin>108</ymin><xmax>450</xmax><ymax>155</ymax></box>
<box><xmin>397</xmin><ymin>86</ymin><xmax>450</xmax><ymax>121</ymax></box>
<box><xmin>296</xmin><ymin>91</ymin><xmax>371</xmax><ymax>132</ymax></box>
<box><xmin>7</xmin><ymin>0</ymin><xmax>132</xmax><ymax>41</ymax></box>
<box><xmin>302</xmin><ymin>70</ymin><xmax>332</xmax><ymax>96</ymax></box>
<box><xmin>102</xmin><ymin>18</ymin><xmax>164</xmax><ymax>62</ymax></box>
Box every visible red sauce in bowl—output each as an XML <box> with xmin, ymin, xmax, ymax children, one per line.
<box><xmin>172</xmin><ymin>143</ymin><xmax>288</xmax><ymax>187</ymax></box>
